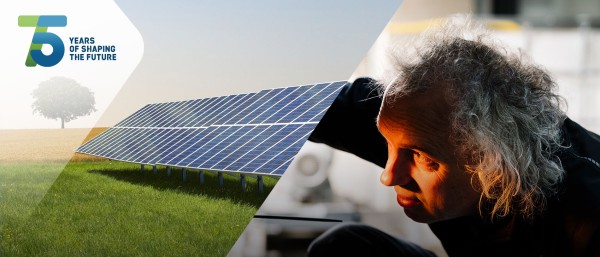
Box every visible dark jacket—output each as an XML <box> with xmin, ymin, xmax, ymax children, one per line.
<box><xmin>309</xmin><ymin>77</ymin><xmax>600</xmax><ymax>257</ymax></box>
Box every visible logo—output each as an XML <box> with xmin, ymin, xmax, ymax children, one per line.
<box><xmin>18</xmin><ymin>15</ymin><xmax>67</xmax><ymax>67</ymax></box>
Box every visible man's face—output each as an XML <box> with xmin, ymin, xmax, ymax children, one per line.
<box><xmin>377</xmin><ymin>87</ymin><xmax>480</xmax><ymax>224</ymax></box>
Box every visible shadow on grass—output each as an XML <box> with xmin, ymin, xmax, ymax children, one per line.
<box><xmin>88</xmin><ymin>166</ymin><xmax>275</xmax><ymax>209</ymax></box>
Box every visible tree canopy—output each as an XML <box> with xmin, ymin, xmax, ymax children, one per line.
<box><xmin>32</xmin><ymin>77</ymin><xmax>97</xmax><ymax>128</ymax></box>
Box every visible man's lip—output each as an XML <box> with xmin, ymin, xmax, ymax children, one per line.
<box><xmin>396</xmin><ymin>195</ymin><xmax>421</xmax><ymax>208</ymax></box>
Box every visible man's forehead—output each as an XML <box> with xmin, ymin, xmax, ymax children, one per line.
<box><xmin>378</xmin><ymin>85</ymin><xmax>453</xmax><ymax>128</ymax></box>
<box><xmin>377</xmin><ymin>86</ymin><xmax>455</xmax><ymax>160</ymax></box>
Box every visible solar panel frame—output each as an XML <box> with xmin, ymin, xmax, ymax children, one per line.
<box><xmin>76</xmin><ymin>81</ymin><xmax>348</xmax><ymax>177</ymax></box>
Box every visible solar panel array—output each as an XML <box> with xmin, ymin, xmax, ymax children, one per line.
<box><xmin>75</xmin><ymin>81</ymin><xmax>347</xmax><ymax>175</ymax></box>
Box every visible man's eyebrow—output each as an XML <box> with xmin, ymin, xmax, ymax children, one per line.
<box><xmin>398</xmin><ymin>144</ymin><xmax>429</xmax><ymax>153</ymax></box>
<box><xmin>398</xmin><ymin>143</ymin><xmax>445</xmax><ymax>161</ymax></box>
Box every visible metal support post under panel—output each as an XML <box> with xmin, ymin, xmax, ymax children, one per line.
<box><xmin>218</xmin><ymin>172</ymin><xmax>223</xmax><ymax>188</ymax></box>
<box><xmin>257</xmin><ymin>175</ymin><xmax>263</xmax><ymax>193</ymax></box>
<box><xmin>240</xmin><ymin>174</ymin><xmax>246</xmax><ymax>191</ymax></box>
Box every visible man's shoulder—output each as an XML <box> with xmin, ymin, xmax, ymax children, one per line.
<box><xmin>558</xmin><ymin>118</ymin><xmax>600</xmax><ymax>216</ymax></box>
<box><xmin>552</xmin><ymin>118</ymin><xmax>600</xmax><ymax>256</ymax></box>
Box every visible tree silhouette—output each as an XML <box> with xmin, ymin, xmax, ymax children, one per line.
<box><xmin>32</xmin><ymin>77</ymin><xmax>97</xmax><ymax>129</ymax></box>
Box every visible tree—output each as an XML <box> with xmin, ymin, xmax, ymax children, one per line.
<box><xmin>32</xmin><ymin>77</ymin><xmax>97</xmax><ymax>129</ymax></box>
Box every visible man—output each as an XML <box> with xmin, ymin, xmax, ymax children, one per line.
<box><xmin>308</xmin><ymin>18</ymin><xmax>600</xmax><ymax>257</ymax></box>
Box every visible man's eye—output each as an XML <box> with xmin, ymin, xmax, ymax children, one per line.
<box><xmin>413</xmin><ymin>151</ymin><xmax>440</xmax><ymax>170</ymax></box>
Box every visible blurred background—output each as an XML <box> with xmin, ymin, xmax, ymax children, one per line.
<box><xmin>230</xmin><ymin>0</ymin><xmax>600</xmax><ymax>256</ymax></box>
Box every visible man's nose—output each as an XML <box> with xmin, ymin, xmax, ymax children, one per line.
<box><xmin>380</xmin><ymin>152</ymin><xmax>412</xmax><ymax>186</ymax></box>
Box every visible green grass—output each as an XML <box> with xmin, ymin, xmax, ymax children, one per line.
<box><xmin>0</xmin><ymin>161</ymin><xmax>277</xmax><ymax>256</ymax></box>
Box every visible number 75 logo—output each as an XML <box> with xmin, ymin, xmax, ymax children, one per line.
<box><xmin>18</xmin><ymin>15</ymin><xmax>67</xmax><ymax>67</ymax></box>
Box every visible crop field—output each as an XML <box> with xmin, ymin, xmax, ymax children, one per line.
<box><xmin>0</xmin><ymin>129</ymin><xmax>276</xmax><ymax>256</ymax></box>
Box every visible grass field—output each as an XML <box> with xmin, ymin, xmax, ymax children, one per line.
<box><xmin>0</xmin><ymin>160</ymin><xmax>276</xmax><ymax>256</ymax></box>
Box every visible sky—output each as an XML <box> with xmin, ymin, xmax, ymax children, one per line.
<box><xmin>97</xmin><ymin>1</ymin><xmax>403</xmax><ymax>127</ymax></box>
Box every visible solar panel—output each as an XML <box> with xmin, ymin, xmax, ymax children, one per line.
<box><xmin>75</xmin><ymin>81</ymin><xmax>347</xmax><ymax>177</ymax></box>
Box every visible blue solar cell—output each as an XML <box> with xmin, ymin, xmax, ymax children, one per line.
<box><xmin>162</xmin><ymin>126</ymin><xmax>223</xmax><ymax>165</ymax></box>
<box><xmin>262</xmin><ymin>85</ymin><xmax>313</xmax><ymax>124</ymax></box>
<box><xmin>134</xmin><ymin>128</ymin><xmax>180</xmax><ymax>163</ymax></box>
<box><xmin>88</xmin><ymin>128</ymin><xmax>129</xmax><ymax>155</ymax></box>
<box><xmin>205</xmin><ymin>94</ymin><xmax>252</xmax><ymax>126</ymax></box>
<box><xmin>211</xmin><ymin>93</ymin><xmax>256</xmax><ymax>125</ymax></box>
<box><xmin>215</xmin><ymin>125</ymin><xmax>283</xmax><ymax>171</ymax></box>
<box><xmin>155</xmin><ymin>101</ymin><xmax>189</xmax><ymax>127</ymax></box>
<box><xmin>129</xmin><ymin>128</ymin><xmax>176</xmax><ymax>163</ymax></box>
<box><xmin>176</xmin><ymin>126</ymin><xmax>241</xmax><ymax>167</ymax></box>
<box><xmin>152</xmin><ymin>128</ymin><xmax>204</xmax><ymax>163</ymax></box>
<box><xmin>149</xmin><ymin>102</ymin><xmax>182</xmax><ymax>127</ymax></box>
<box><xmin>109</xmin><ymin>128</ymin><xmax>155</xmax><ymax>160</ymax></box>
<box><xmin>180</xmin><ymin>97</ymin><xmax>217</xmax><ymax>127</ymax></box>
<box><xmin>167</xmin><ymin>99</ymin><xmax>204</xmax><ymax>127</ymax></box>
<box><xmin>108</xmin><ymin>128</ymin><xmax>147</xmax><ymax>160</ymax></box>
<box><xmin>112</xmin><ymin>129</ymin><xmax>155</xmax><ymax>161</ymax></box>
<box><xmin>189</xmin><ymin>95</ymin><xmax>234</xmax><ymax>127</ymax></box>
<box><xmin>97</xmin><ymin>128</ymin><xmax>139</xmax><ymax>158</ymax></box>
<box><xmin>223</xmin><ymin>124</ymin><xmax>299</xmax><ymax>172</ymax></box>
<box><xmin>274</xmin><ymin>83</ymin><xmax>329</xmax><ymax>123</ymax></box>
<box><xmin>293</xmin><ymin>82</ymin><xmax>345</xmax><ymax>122</ymax></box>
<box><xmin>240</xmin><ymin>124</ymin><xmax>312</xmax><ymax>173</ymax></box>
<box><xmin>271</xmin><ymin>158</ymin><xmax>293</xmax><ymax>175</ymax></box>
<box><xmin>237</xmin><ymin>87</ymin><xmax>293</xmax><ymax>124</ymax></box>
<box><xmin>119</xmin><ymin>128</ymin><xmax>170</xmax><ymax>162</ymax></box>
<box><xmin>222</xmin><ymin>90</ymin><xmax>271</xmax><ymax>125</ymax></box>
<box><xmin>259</xmin><ymin>146</ymin><xmax>301</xmax><ymax>173</ymax></box>
<box><xmin>255</xmin><ymin>124</ymin><xmax>316</xmax><ymax>174</ymax></box>
<box><xmin>209</xmin><ymin>125</ymin><xmax>270</xmax><ymax>170</ymax></box>
<box><xmin>77</xmin><ymin>127</ymin><xmax>119</xmax><ymax>153</ymax></box>
<box><xmin>246</xmin><ymin>86</ymin><xmax>303</xmax><ymax>124</ymax></box>
<box><xmin>85</xmin><ymin>128</ymin><xmax>124</xmax><ymax>156</ymax></box>
<box><xmin>200</xmin><ymin>95</ymin><xmax>241</xmax><ymax>126</ymax></box>
<box><xmin>146</xmin><ymin>103</ymin><xmax>173</xmax><ymax>128</ymax></box>
<box><xmin>188</xmin><ymin>125</ymin><xmax>254</xmax><ymax>168</ymax></box>
<box><xmin>137</xmin><ymin>103</ymin><xmax>168</xmax><ymax>127</ymax></box>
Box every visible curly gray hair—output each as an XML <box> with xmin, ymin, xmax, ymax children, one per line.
<box><xmin>380</xmin><ymin>17</ymin><xmax>566</xmax><ymax>219</ymax></box>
